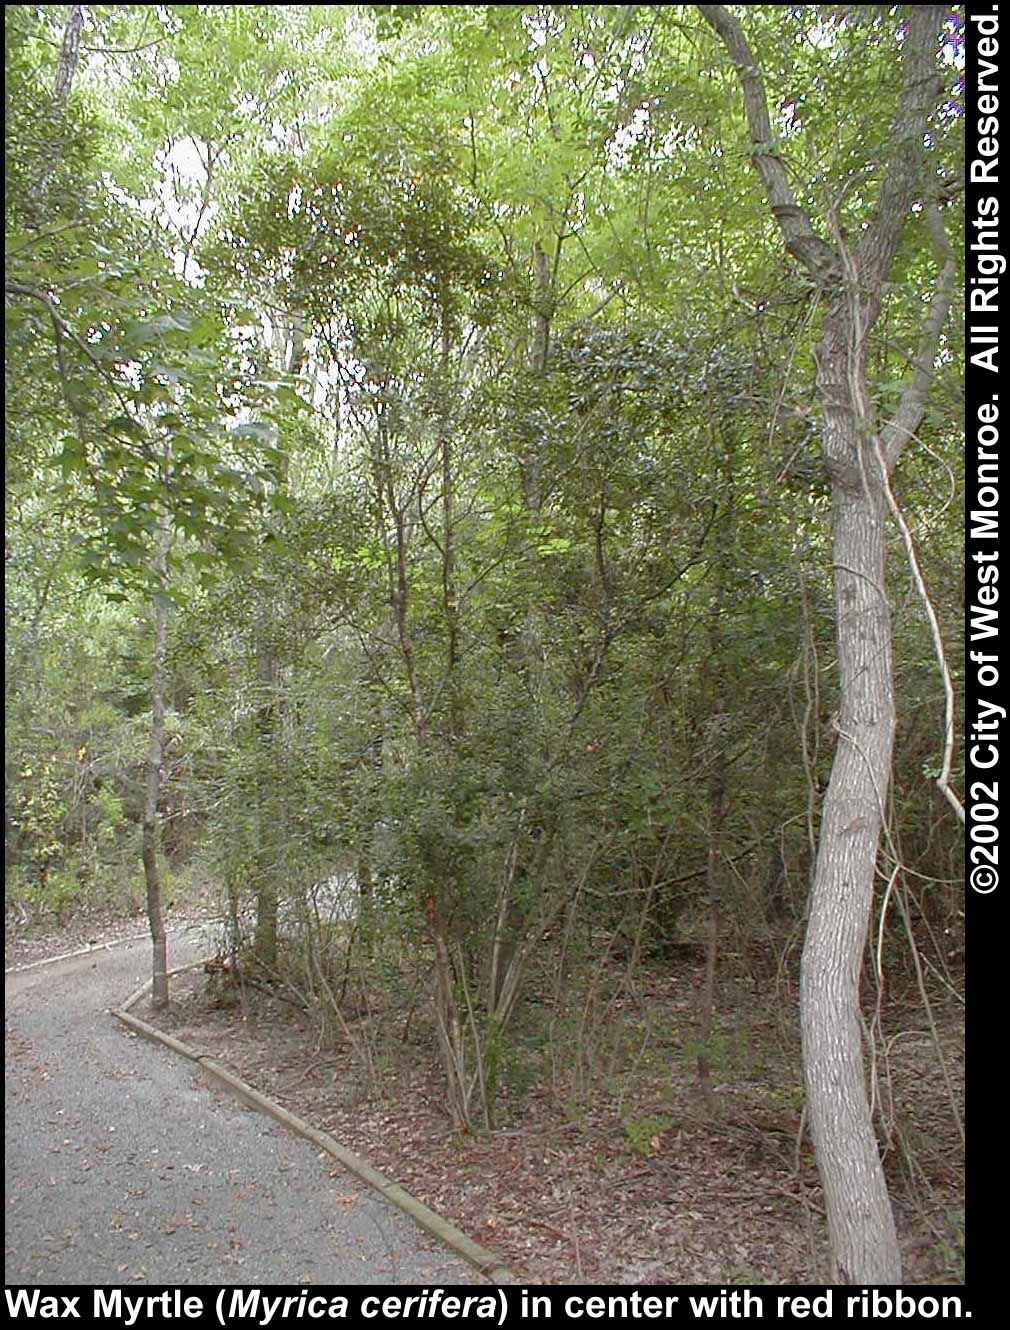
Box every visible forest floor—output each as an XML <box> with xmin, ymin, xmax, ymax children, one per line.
<box><xmin>6</xmin><ymin>912</ymin><xmax>964</xmax><ymax>1286</ymax></box>
<box><xmin>3</xmin><ymin>900</ymin><xmax>216</xmax><ymax>972</ymax></box>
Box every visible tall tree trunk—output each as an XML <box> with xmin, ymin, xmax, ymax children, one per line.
<box><xmin>531</xmin><ymin>239</ymin><xmax>551</xmax><ymax>375</ymax></box>
<box><xmin>801</xmin><ymin>316</ymin><xmax>900</xmax><ymax>1281</ymax></box>
<box><xmin>432</xmin><ymin>305</ymin><xmax>473</xmax><ymax>1128</ymax></box>
<box><xmin>522</xmin><ymin>239</ymin><xmax>552</xmax><ymax>512</ymax></box>
<box><xmin>439</xmin><ymin>312</ymin><xmax>461</xmax><ymax>734</ymax></box>
<box><xmin>143</xmin><ymin>511</ymin><xmax>171</xmax><ymax>1009</ymax></box>
<box><xmin>252</xmin><ymin>311</ymin><xmax>306</xmax><ymax>970</ymax></box>
<box><xmin>251</xmin><ymin>644</ymin><xmax>280</xmax><ymax>971</ymax></box>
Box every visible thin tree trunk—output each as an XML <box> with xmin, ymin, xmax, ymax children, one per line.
<box><xmin>432</xmin><ymin>927</ymin><xmax>467</xmax><ymax>1130</ymax></box>
<box><xmin>143</xmin><ymin>511</ymin><xmax>171</xmax><ymax>1009</ymax></box>
<box><xmin>522</xmin><ymin>239</ymin><xmax>552</xmax><ymax>513</ymax></box>
<box><xmin>252</xmin><ymin>311</ymin><xmax>306</xmax><ymax>970</ymax></box>
<box><xmin>53</xmin><ymin>5</ymin><xmax>84</xmax><ymax>107</ymax></box>
<box><xmin>36</xmin><ymin>5</ymin><xmax>84</xmax><ymax>204</ymax></box>
<box><xmin>531</xmin><ymin>239</ymin><xmax>551</xmax><ymax>375</ymax></box>
<box><xmin>439</xmin><ymin>313</ymin><xmax>461</xmax><ymax>734</ymax></box>
<box><xmin>252</xmin><ymin>645</ymin><xmax>280</xmax><ymax>970</ymax></box>
<box><xmin>697</xmin><ymin>744</ymin><xmax>725</xmax><ymax>1110</ymax></box>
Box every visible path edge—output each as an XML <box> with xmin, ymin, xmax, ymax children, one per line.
<box><xmin>5</xmin><ymin>921</ymin><xmax>209</xmax><ymax>976</ymax></box>
<box><xmin>111</xmin><ymin>973</ymin><xmax>514</xmax><ymax>1286</ymax></box>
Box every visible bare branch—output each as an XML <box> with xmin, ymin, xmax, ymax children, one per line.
<box><xmin>82</xmin><ymin>38</ymin><xmax>165</xmax><ymax>55</ymax></box>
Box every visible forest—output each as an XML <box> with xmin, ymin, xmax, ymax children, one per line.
<box><xmin>5</xmin><ymin>4</ymin><xmax>965</xmax><ymax>1287</ymax></box>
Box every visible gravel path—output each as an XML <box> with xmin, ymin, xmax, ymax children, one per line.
<box><xmin>5</xmin><ymin>928</ymin><xmax>479</xmax><ymax>1286</ymax></box>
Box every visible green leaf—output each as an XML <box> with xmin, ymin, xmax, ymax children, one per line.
<box><xmin>105</xmin><ymin>415</ymin><xmax>147</xmax><ymax>441</ymax></box>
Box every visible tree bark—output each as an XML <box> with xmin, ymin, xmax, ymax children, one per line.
<box><xmin>802</xmin><ymin>493</ymin><xmax>898</xmax><ymax>1280</ymax></box>
<box><xmin>53</xmin><ymin>5</ymin><xmax>85</xmax><ymax>108</ymax></box>
<box><xmin>803</xmin><ymin>314</ymin><xmax>900</xmax><ymax>1279</ymax></box>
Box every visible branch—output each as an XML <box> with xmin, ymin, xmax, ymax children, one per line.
<box><xmin>35</xmin><ymin>288</ymin><xmax>98</xmax><ymax>492</ymax></box>
<box><xmin>5</xmin><ymin>279</ymin><xmax>134</xmax><ymax>415</ymax></box>
<box><xmin>697</xmin><ymin>6</ymin><xmax>838</xmax><ymax>285</ymax></box>
<box><xmin>5</xmin><ymin>220</ymin><xmax>85</xmax><ymax>256</ymax></box>
<box><xmin>82</xmin><ymin>38</ymin><xmax>165</xmax><ymax>55</ymax></box>
<box><xmin>938</xmin><ymin>170</ymin><xmax>964</xmax><ymax>202</ymax></box>
<box><xmin>869</xmin><ymin>199</ymin><xmax>962</xmax><ymax>827</ymax></box>
<box><xmin>855</xmin><ymin>5</ymin><xmax>947</xmax><ymax>293</ymax></box>
<box><xmin>53</xmin><ymin>5</ymin><xmax>85</xmax><ymax>108</ymax></box>
<box><xmin>878</xmin><ymin>204</ymin><xmax>958</xmax><ymax>471</ymax></box>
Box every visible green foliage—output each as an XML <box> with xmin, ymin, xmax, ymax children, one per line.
<box><xmin>933</xmin><ymin>1208</ymin><xmax>966</xmax><ymax>1283</ymax></box>
<box><xmin>622</xmin><ymin>1114</ymin><xmax>674</xmax><ymax>1159</ymax></box>
<box><xmin>725</xmin><ymin>1265</ymin><xmax>768</xmax><ymax>1286</ymax></box>
<box><xmin>10</xmin><ymin>762</ymin><xmax>65</xmax><ymax>877</ymax></box>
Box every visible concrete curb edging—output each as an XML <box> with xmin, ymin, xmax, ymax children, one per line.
<box><xmin>112</xmin><ymin>971</ymin><xmax>514</xmax><ymax>1286</ymax></box>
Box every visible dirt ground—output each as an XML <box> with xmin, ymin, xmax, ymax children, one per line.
<box><xmin>129</xmin><ymin>943</ymin><xmax>964</xmax><ymax>1287</ymax></box>
<box><xmin>3</xmin><ymin>902</ymin><xmax>215</xmax><ymax>972</ymax></box>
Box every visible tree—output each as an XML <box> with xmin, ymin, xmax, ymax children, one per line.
<box><xmin>698</xmin><ymin>4</ymin><xmax>959</xmax><ymax>1283</ymax></box>
<box><xmin>5</xmin><ymin>5</ymin><xmax>289</xmax><ymax>1003</ymax></box>
<box><xmin>142</xmin><ymin>509</ymin><xmax>171</xmax><ymax>1007</ymax></box>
